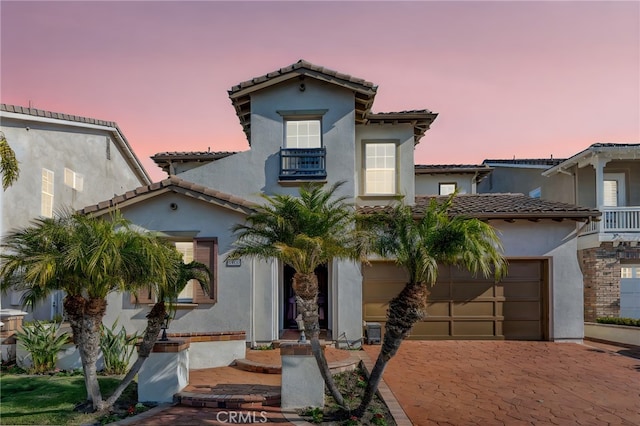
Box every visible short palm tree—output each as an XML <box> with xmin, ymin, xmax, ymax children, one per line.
<box><xmin>228</xmin><ymin>182</ymin><xmax>367</xmax><ymax>407</ymax></box>
<box><xmin>355</xmin><ymin>195</ymin><xmax>507</xmax><ymax>416</ymax></box>
<box><xmin>0</xmin><ymin>212</ymin><xmax>179</xmax><ymax>412</ymax></box>
<box><xmin>0</xmin><ymin>131</ymin><xmax>19</xmax><ymax>190</ymax></box>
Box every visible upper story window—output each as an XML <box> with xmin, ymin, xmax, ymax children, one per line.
<box><xmin>285</xmin><ymin>120</ymin><xmax>321</xmax><ymax>148</ymax></box>
<box><xmin>364</xmin><ymin>142</ymin><xmax>396</xmax><ymax>195</ymax></box>
<box><xmin>41</xmin><ymin>168</ymin><xmax>54</xmax><ymax>218</ymax></box>
<box><xmin>64</xmin><ymin>168</ymin><xmax>84</xmax><ymax>192</ymax></box>
<box><xmin>279</xmin><ymin>115</ymin><xmax>326</xmax><ymax>181</ymax></box>
<box><xmin>439</xmin><ymin>183</ymin><xmax>457</xmax><ymax>196</ymax></box>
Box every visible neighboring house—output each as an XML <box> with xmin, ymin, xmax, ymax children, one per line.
<box><xmin>0</xmin><ymin>104</ymin><xmax>151</xmax><ymax>320</ymax></box>
<box><xmin>541</xmin><ymin>143</ymin><xmax>640</xmax><ymax>321</ymax></box>
<box><xmin>414</xmin><ymin>164</ymin><xmax>492</xmax><ymax>195</ymax></box>
<box><xmin>479</xmin><ymin>158</ymin><xmax>566</xmax><ymax>198</ymax></box>
<box><xmin>80</xmin><ymin>60</ymin><xmax>599</xmax><ymax>345</ymax></box>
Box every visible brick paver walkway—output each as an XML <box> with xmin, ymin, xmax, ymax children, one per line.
<box><xmin>363</xmin><ymin>341</ymin><xmax>640</xmax><ymax>426</ymax></box>
<box><xmin>125</xmin><ymin>341</ymin><xmax>639</xmax><ymax>425</ymax></box>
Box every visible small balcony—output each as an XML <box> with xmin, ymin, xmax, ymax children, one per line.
<box><xmin>279</xmin><ymin>148</ymin><xmax>327</xmax><ymax>181</ymax></box>
<box><xmin>582</xmin><ymin>206</ymin><xmax>640</xmax><ymax>236</ymax></box>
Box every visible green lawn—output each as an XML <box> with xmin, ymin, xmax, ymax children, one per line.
<box><xmin>0</xmin><ymin>374</ymin><xmax>137</xmax><ymax>425</ymax></box>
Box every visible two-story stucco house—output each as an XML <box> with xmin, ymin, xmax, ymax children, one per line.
<box><xmin>541</xmin><ymin>143</ymin><xmax>640</xmax><ymax>320</ymax></box>
<box><xmin>80</xmin><ymin>60</ymin><xmax>599</xmax><ymax>346</ymax></box>
<box><xmin>0</xmin><ymin>104</ymin><xmax>151</xmax><ymax>320</ymax></box>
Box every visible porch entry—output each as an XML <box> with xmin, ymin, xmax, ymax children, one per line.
<box><xmin>283</xmin><ymin>264</ymin><xmax>328</xmax><ymax>329</ymax></box>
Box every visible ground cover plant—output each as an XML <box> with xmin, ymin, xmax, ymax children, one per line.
<box><xmin>0</xmin><ymin>370</ymin><xmax>149</xmax><ymax>425</ymax></box>
<box><xmin>596</xmin><ymin>317</ymin><xmax>640</xmax><ymax>327</ymax></box>
<box><xmin>299</xmin><ymin>366</ymin><xmax>395</xmax><ymax>425</ymax></box>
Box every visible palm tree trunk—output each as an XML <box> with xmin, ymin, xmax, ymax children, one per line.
<box><xmin>65</xmin><ymin>295</ymin><xmax>108</xmax><ymax>411</ymax></box>
<box><xmin>356</xmin><ymin>282</ymin><xmax>428</xmax><ymax>417</ymax></box>
<box><xmin>104</xmin><ymin>301</ymin><xmax>166</xmax><ymax>409</ymax></box>
<box><xmin>293</xmin><ymin>272</ymin><xmax>345</xmax><ymax>408</ymax></box>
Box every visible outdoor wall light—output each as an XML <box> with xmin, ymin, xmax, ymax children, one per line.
<box><xmin>170</xmin><ymin>202</ymin><xmax>178</xmax><ymax>211</ymax></box>
<box><xmin>159</xmin><ymin>314</ymin><xmax>170</xmax><ymax>341</ymax></box>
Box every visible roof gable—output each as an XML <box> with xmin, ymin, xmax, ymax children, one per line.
<box><xmin>80</xmin><ymin>176</ymin><xmax>255</xmax><ymax>216</ymax></box>
<box><xmin>229</xmin><ymin>60</ymin><xmax>378</xmax><ymax>144</ymax></box>
<box><xmin>543</xmin><ymin>143</ymin><xmax>640</xmax><ymax>176</ymax></box>
<box><xmin>1</xmin><ymin>103</ymin><xmax>151</xmax><ymax>184</ymax></box>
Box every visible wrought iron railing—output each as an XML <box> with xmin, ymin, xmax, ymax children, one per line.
<box><xmin>279</xmin><ymin>148</ymin><xmax>326</xmax><ymax>180</ymax></box>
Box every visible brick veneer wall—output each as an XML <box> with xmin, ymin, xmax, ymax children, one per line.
<box><xmin>579</xmin><ymin>243</ymin><xmax>620</xmax><ymax>322</ymax></box>
<box><xmin>579</xmin><ymin>242</ymin><xmax>640</xmax><ymax>322</ymax></box>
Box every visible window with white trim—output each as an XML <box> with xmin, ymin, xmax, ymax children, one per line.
<box><xmin>439</xmin><ymin>183</ymin><xmax>457</xmax><ymax>196</ymax></box>
<box><xmin>604</xmin><ymin>180</ymin><xmax>618</xmax><ymax>207</ymax></box>
<box><xmin>285</xmin><ymin>120</ymin><xmax>321</xmax><ymax>148</ymax></box>
<box><xmin>364</xmin><ymin>142</ymin><xmax>396</xmax><ymax>194</ymax></box>
<box><xmin>41</xmin><ymin>168</ymin><xmax>54</xmax><ymax>218</ymax></box>
<box><xmin>621</xmin><ymin>266</ymin><xmax>640</xmax><ymax>279</ymax></box>
<box><xmin>64</xmin><ymin>168</ymin><xmax>84</xmax><ymax>191</ymax></box>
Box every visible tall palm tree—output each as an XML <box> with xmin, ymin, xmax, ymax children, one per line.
<box><xmin>355</xmin><ymin>195</ymin><xmax>507</xmax><ymax>416</ymax></box>
<box><xmin>103</xmin><ymin>257</ymin><xmax>210</xmax><ymax>409</ymax></box>
<box><xmin>0</xmin><ymin>212</ymin><xmax>179</xmax><ymax>411</ymax></box>
<box><xmin>228</xmin><ymin>182</ymin><xmax>367</xmax><ymax>407</ymax></box>
<box><xmin>0</xmin><ymin>131</ymin><xmax>19</xmax><ymax>190</ymax></box>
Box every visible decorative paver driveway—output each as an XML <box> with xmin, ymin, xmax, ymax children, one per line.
<box><xmin>364</xmin><ymin>341</ymin><xmax>640</xmax><ymax>425</ymax></box>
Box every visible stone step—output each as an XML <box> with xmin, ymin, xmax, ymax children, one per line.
<box><xmin>175</xmin><ymin>385</ymin><xmax>281</xmax><ymax>408</ymax></box>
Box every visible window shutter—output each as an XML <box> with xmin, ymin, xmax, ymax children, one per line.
<box><xmin>193</xmin><ymin>238</ymin><xmax>217</xmax><ymax>304</ymax></box>
<box><xmin>130</xmin><ymin>286</ymin><xmax>155</xmax><ymax>305</ymax></box>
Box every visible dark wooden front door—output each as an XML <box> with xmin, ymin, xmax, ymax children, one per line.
<box><xmin>284</xmin><ymin>264</ymin><xmax>328</xmax><ymax>329</ymax></box>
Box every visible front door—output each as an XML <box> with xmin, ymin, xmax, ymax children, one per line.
<box><xmin>283</xmin><ymin>264</ymin><xmax>328</xmax><ymax>329</ymax></box>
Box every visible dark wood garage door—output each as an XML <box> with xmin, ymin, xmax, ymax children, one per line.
<box><xmin>362</xmin><ymin>259</ymin><xmax>548</xmax><ymax>340</ymax></box>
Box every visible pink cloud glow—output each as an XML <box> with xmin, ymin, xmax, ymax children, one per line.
<box><xmin>1</xmin><ymin>1</ymin><xmax>638</xmax><ymax>181</ymax></box>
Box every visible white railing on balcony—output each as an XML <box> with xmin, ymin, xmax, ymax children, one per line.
<box><xmin>582</xmin><ymin>206</ymin><xmax>640</xmax><ymax>235</ymax></box>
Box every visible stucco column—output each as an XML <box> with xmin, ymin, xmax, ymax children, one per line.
<box><xmin>138</xmin><ymin>340</ymin><xmax>189</xmax><ymax>403</ymax></box>
<box><xmin>594</xmin><ymin>157</ymin><xmax>606</xmax><ymax>209</ymax></box>
<box><xmin>280</xmin><ymin>342</ymin><xmax>324</xmax><ymax>409</ymax></box>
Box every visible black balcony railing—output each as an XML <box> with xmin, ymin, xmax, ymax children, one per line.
<box><xmin>280</xmin><ymin>147</ymin><xmax>327</xmax><ymax>180</ymax></box>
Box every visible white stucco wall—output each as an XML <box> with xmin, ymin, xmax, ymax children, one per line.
<box><xmin>495</xmin><ymin>220</ymin><xmax>584</xmax><ymax>341</ymax></box>
<box><xmin>102</xmin><ymin>192</ymin><xmax>275</xmax><ymax>343</ymax></box>
<box><xmin>179</xmin><ymin>79</ymin><xmax>357</xmax><ymax>203</ymax></box>
<box><xmin>414</xmin><ymin>174</ymin><xmax>475</xmax><ymax>196</ymax></box>
<box><xmin>0</xmin><ymin>117</ymin><xmax>147</xmax><ymax>320</ymax></box>
<box><xmin>355</xmin><ymin>123</ymin><xmax>416</xmax><ymax>207</ymax></box>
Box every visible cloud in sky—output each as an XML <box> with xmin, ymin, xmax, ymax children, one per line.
<box><xmin>1</xmin><ymin>1</ymin><xmax>638</xmax><ymax>181</ymax></box>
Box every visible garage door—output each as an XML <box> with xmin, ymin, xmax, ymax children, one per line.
<box><xmin>362</xmin><ymin>259</ymin><xmax>547</xmax><ymax>340</ymax></box>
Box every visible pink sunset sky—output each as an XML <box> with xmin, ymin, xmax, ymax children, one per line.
<box><xmin>1</xmin><ymin>1</ymin><xmax>638</xmax><ymax>182</ymax></box>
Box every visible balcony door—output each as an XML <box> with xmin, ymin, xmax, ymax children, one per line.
<box><xmin>603</xmin><ymin>173</ymin><xmax>626</xmax><ymax>207</ymax></box>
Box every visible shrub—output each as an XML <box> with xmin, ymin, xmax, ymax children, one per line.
<box><xmin>596</xmin><ymin>317</ymin><xmax>640</xmax><ymax>327</ymax></box>
<box><xmin>100</xmin><ymin>320</ymin><xmax>140</xmax><ymax>375</ymax></box>
<box><xmin>15</xmin><ymin>320</ymin><xmax>69</xmax><ymax>374</ymax></box>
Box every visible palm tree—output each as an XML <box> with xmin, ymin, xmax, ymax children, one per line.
<box><xmin>355</xmin><ymin>195</ymin><xmax>507</xmax><ymax>416</ymax></box>
<box><xmin>0</xmin><ymin>131</ymin><xmax>19</xmax><ymax>190</ymax></box>
<box><xmin>228</xmin><ymin>182</ymin><xmax>367</xmax><ymax>407</ymax></box>
<box><xmin>0</xmin><ymin>212</ymin><xmax>179</xmax><ymax>411</ymax></box>
<box><xmin>103</xmin><ymin>257</ymin><xmax>210</xmax><ymax>409</ymax></box>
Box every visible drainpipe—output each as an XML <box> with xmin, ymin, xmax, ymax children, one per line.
<box><xmin>250</xmin><ymin>257</ymin><xmax>256</xmax><ymax>348</ymax></box>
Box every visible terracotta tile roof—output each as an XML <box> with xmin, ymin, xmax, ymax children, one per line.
<box><xmin>151</xmin><ymin>151</ymin><xmax>238</xmax><ymax>173</ymax></box>
<box><xmin>358</xmin><ymin>193</ymin><xmax>601</xmax><ymax>221</ymax></box>
<box><xmin>1</xmin><ymin>103</ymin><xmax>151</xmax><ymax>184</ymax></box>
<box><xmin>79</xmin><ymin>176</ymin><xmax>255</xmax><ymax>216</ymax></box>
<box><xmin>229</xmin><ymin>60</ymin><xmax>378</xmax><ymax>144</ymax></box>
<box><xmin>1</xmin><ymin>103</ymin><xmax>118</xmax><ymax>127</ymax></box>
<box><xmin>366</xmin><ymin>110</ymin><xmax>438</xmax><ymax>143</ymax></box>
